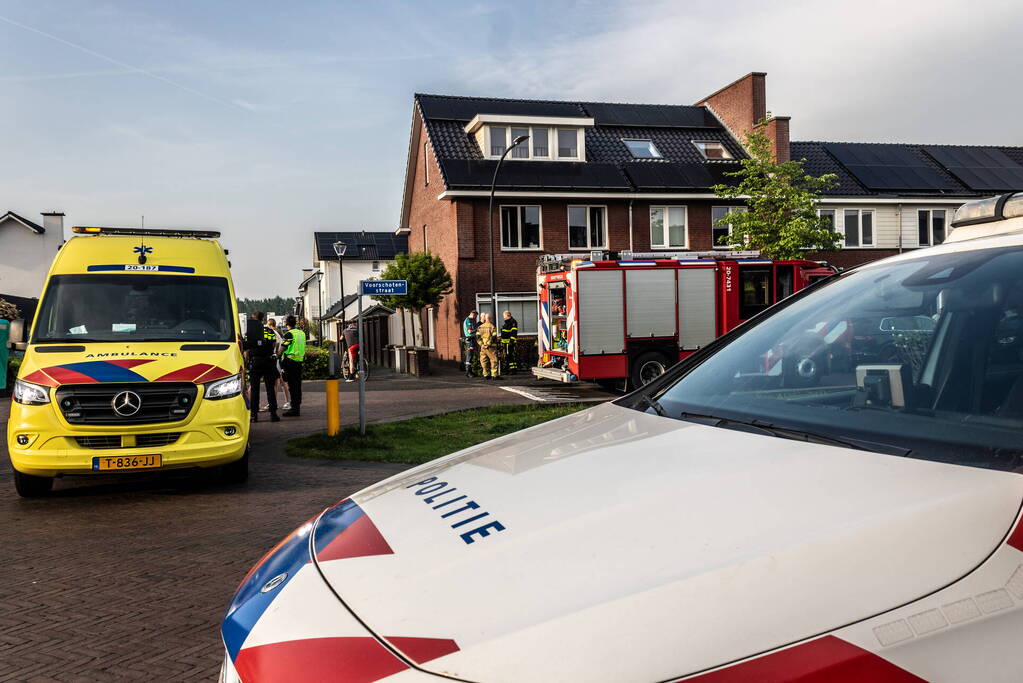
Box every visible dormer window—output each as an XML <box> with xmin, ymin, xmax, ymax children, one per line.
<box><xmin>467</xmin><ymin>114</ymin><xmax>593</xmax><ymax>162</ymax></box>
<box><xmin>623</xmin><ymin>139</ymin><xmax>661</xmax><ymax>159</ymax></box>
<box><xmin>693</xmin><ymin>141</ymin><xmax>732</xmax><ymax>160</ymax></box>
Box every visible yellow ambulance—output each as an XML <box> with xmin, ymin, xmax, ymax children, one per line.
<box><xmin>8</xmin><ymin>227</ymin><xmax>249</xmax><ymax>496</ymax></box>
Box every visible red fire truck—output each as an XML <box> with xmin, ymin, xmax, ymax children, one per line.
<box><xmin>533</xmin><ymin>250</ymin><xmax>834</xmax><ymax>389</ymax></box>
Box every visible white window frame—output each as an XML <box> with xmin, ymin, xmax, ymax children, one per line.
<box><xmin>711</xmin><ymin>205</ymin><xmax>747</xmax><ymax>249</ymax></box>
<box><xmin>567</xmin><ymin>205</ymin><xmax>608</xmax><ymax>250</ymax></box>
<box><xmin>917</xmin><ymin>208</ymin><xmax>947</xmax><ymax>247</ymax></box>
<box><xmin>484</xmin><ymin>125</ymin><xmax>583</xmax><ymax>161</ymax></box>
<box><xmin>500</xmin><ymin>205</ymin><xmax>543</xmax><ymax>251</ymax></box>
<box><xmin>623</xmin><ymin>139</ymin><xmax>661</xmax><ymax>159</ymax></box>
<box><xmin>649</xmin><ymin>205</ymin><xmax>688</xmax><ymax>249</ymax></box>
<box><xmin>475</xmin><ymin>292</ymin><xmax>539</xmax><ymax>336</ymax></box>
<box><xmin>842</xmin><ymin>208</ymin><xmax>875</xmax><ymax>248</ymax></box>
<box><xmin>555</xmin><ymin>128</ymin><xmax>583</xmax><ymax>161</ymax></box>
<box><xmin>692</xmin><ymin>140</ymin><xmax>733</xmax><ymax>160</ymax></box>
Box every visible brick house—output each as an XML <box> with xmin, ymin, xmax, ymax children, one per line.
<box><xmin>398</xmin><ymin>72</ymin><xmax>1023</xmax><ymax>364</ymax></box>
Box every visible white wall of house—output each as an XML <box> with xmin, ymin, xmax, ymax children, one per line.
<box><xmin>312</xmin><ymin>258</ymin><xmax>391</xmax><ymax>343</ymax></box>
<box><xmin>0</xmin><ymin>213</ymin><xmax>63</xmax><ymax>299</ymax></box>
<box><xmin>818</xmin><ymin>200</ymin><xmax>967</xmax><ymax>250</ymax></box>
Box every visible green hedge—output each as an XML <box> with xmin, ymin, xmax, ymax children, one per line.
<box><xmin>303</xmin><ymin>345</ymin><xmax>332</xmax><ymax>380</ymax></box>
<box><xmin>7</xmin><ymin>355</ymin><xmax>21</xmax><ymax>387</ymax></box>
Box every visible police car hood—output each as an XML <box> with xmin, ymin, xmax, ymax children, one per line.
<box><xmin>312</xmin><ymin>402</ymin><xmax>1023</xmax><ymax>683</ymax></box>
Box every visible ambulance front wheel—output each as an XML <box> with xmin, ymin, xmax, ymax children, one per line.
<box><xmin>14</xmin><ymin>470</ymin><xmax>54</xmax><ymax>498</ymax></box>
<box><xmin>630</xmin><ymin>351</ymin><xmax>670</xmax><ymax>389</ymax></box>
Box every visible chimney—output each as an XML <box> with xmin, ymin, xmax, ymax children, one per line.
<box><xmin>41</xmin><ymin>211</ymin><xmax>64</xmax><ymax>237</ymax></box>
<box><xmin>696</xmin><ymin>72</ymin><xmax>790</xmax><ymax>162</ymax></box>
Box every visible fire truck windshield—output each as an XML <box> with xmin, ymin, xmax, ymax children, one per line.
<box><xmin>646</xmin><ymin>244</ymin><xmax>1023</xmax><ymax>472</ymax></box>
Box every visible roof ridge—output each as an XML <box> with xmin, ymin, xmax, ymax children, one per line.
<box><xmin>794</xmin><ymin>140</ymin><xmax>1023</xmax><ymax>151</ymax></box>
<box><xmin>415</xmin><ymin>92</ymin><xmax>707</xmax><ymax>111</ymax></box>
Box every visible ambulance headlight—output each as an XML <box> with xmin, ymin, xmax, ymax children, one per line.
<box><xmin>13</xmin><ymin>378</ymin><xmax>51</xmax><ymax>406</ymax></box>
<box><xmin>204</xmin><ymin>373</ymin><xmax>242</xmax><ymax>400</ymax></box>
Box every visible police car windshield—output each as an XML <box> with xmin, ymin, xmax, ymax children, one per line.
<box><xmin>33</xmin><ymin>274</ymin><xmax>235</xmax><ymax>343</ymax></box>
<box><xmin>650</xmin><ymin>244</ymin><xmax>1023</xmax><ymax>473</ymax></box>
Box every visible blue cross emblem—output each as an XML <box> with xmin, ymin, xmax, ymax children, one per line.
<box><xmin>133</xmin><ymin>245</ymin><xmax>153</xmax><ymax>256</ymax></box>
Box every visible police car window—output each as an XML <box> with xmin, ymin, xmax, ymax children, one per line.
<box><xmin>649</xmin><ymin>245</ymin><xmax>1023</xmax><ymax>473</ymax></box>
<box><xmin>34</xmin><ymin>274</ymin><xmax>234</xmax><ymax>343</ymax></box>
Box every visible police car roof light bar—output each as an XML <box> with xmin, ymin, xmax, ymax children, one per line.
<box><xmin>71</xmin><ymin>226</ymin><xmax>222</xmax><ymax>239</ymax></box>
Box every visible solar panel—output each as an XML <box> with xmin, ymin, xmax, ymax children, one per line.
<box><xmin>584</xmin><ymin>103</ymin><xmax>711</xmax><ymax>128</ymax></box>
<box><xmin>824</xmin><ymin>143</ymin><xmax>959</xmax><ymax>191</ymax></box>
<box><xmin>924</xmin><ymin>146</ymin><xmax>1023</xmax><ymax>191</ymax></box>
<box><xmin>623</xmin><ymin>163</ymin><xmax>716</xmax><ymax>189</ymax></box>
<box><xmin>441</xmin><ymin>160</ymin><xmax>630</xmax><ymax>189</ymax></box>
<box><xmin>418</xmin><ymin>95</ymin><xmax>582</xmax><ymax>121</ymax></box>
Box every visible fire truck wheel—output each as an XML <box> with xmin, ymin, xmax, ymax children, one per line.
<box><xmin>631</xmin><ymin>351</ymin><xmax>670</xmax><ymax>389</ymax></box>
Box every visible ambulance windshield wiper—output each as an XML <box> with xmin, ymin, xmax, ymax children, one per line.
<box><xmin>677</xmin><ymin>412</ymin><xmax>909</xmax><ymax>456</ymax></box>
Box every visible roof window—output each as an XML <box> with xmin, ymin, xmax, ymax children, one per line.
<box><xmin>693</xmin><ymin>141</ymin><xmax>732</xmax><ymax>160</ymax></box>
<box><xmin>623</xmin><ymin>139</ymin><xmax>661</xmax><ymax>159</ymax></box>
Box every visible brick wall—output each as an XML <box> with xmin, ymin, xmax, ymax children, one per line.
<box><xmin>405</xmin><ymin>121</ymin><xmax>462</xmax><ymax>361</ymax></box>
<box><xmin>696</xmin><ymin>72</ymin><xmax>766</xmax><ymax>143</ymax></box>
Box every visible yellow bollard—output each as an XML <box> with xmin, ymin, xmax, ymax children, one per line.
<box><xmin>325</xmin><ymin>378</ymin><xmax>340</xmax><ymax>436</ymax></box>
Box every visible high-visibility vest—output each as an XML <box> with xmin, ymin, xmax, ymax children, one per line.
<box><xmin>283</xmin><ymin>328</ymin><xmax>306</xmax><ymax>361</ymax></box>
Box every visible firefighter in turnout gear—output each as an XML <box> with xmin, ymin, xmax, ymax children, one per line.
<box><xmin>476</xmin><ymin>313</ymin><xmax>500</xmax><ymax>379</ymax></box>
<box><xmin>244</xmin><ymin>311</ymin><xmax>280</xmax><ymax>423</ymax></box>
<box><xmin>500</xmin><ymin>310</ymin><xmax>518</xmax><ymax>374</ymax></box>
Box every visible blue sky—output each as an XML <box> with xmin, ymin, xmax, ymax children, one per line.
<box><xmin>2</xmin><ymin>0</ymin><xmax>1022</xmax><ymax>297</ymax></box>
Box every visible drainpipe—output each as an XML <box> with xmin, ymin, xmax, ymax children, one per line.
<box><xmin>628</xmin><ymin>198</ymin><xmax>635</xmax><ymax>253</ymax></box>
<box><xmin>896</xmin><ymin>203</ymin><xmax>903</xmax><ymax>253</ymax></box>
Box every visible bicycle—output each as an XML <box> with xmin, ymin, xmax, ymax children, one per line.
<box><xmin>341</xmin><ymin>356</ymin><xmax>371</xmax><ymax>382</ymax></box>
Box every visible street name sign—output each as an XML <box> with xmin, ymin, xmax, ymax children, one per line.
<box><xmin>360</xmin><ymin>279</ymin><xmax>408</xmax><ymax>296</ymax></box>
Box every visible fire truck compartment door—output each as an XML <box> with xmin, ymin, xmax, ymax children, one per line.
<box><xmin>578</xmin><ymin>270</ymin><xmax>625</xmax><ymax>355</ymax></box>
<box><xmin>679</xmin><ymin>268</ymin><xmax>717</xmax><ymax>350</ymax></box>
<box><xmin>626</xmin><ymin>269</ymin><xmax>676</xmax><ymax>338</ymax></box>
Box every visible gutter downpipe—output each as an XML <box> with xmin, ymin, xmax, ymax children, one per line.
<box><xmin>897</xmin><ymin>203</ymin><xmax>903</xmax><ymax>253</ymax></box>
<box><xmin>628</xmin><ymin>198</ymin><xmax>634</xmax><ymax>253</ymax></box>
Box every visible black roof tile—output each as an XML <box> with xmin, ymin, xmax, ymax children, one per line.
<box><xmin>314</xmin><ymin>231</ymin><xmax>407</xmax><ymax>262</ymax></box>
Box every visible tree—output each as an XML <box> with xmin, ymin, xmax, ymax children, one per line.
<box><xmin>373</xmin><ymin>252</ymin><xmax>453</xmax><ymax>346</ymax></box>
<box><xmin>713</xmin><ymin>125</ymin><xmax>840</xmax><ymax>259</ymax></box>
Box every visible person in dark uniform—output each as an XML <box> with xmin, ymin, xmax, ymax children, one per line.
<box><xmin>500</xmin><ymin>310</ymin><xmax>519</xmax><ymax>374</ymax></box>
<box><xmin>244</xmin><ymin>311</ymin><xmax>280</xmax><ymax>423</ymax></box>
<box><xmin>280</xmin><ymin>315</ymin><xmax>306</xmax><ymax>417</ymax></box>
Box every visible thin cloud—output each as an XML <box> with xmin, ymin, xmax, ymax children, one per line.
<box><xmin>0</xmin><ymin>13</ymin><xmax>251</xmax><ymax>112</ymax></box>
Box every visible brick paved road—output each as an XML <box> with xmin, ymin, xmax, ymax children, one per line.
<box><xmin>0</xmin><ymin>372</ymin><xmax>611</xmax><ymax>681</ymax></box>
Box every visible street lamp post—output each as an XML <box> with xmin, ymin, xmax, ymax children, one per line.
<box><xmin>488</xmin><ymin>134</ymin><xmax>529</xmax><ymax>321</ymax></box>
<box><xmin>332</xmin><ymin>241</ymin><xmax>347</xmax><ymax>339</ymax></box>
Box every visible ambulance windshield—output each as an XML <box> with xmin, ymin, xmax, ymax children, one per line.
<box><xmin>33</xmin><ymin>274</ymin><xmax>235</xmax><ymax>343</ymax></box>
<box><xmin>649</xmin><ymin>245</ymin><xmax>1023</xmax><ymax>472</ymax></box>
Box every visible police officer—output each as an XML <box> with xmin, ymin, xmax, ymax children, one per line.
<box><xmin>462</xmin><ymin>310</ymin><xmax>478</xmax><ymax>377</ymax></box>
<box><xmin>244</xmin><ymin>311</ymin><xmax>280</xmax><ymax>423</ymax></box>
<box><xmin>280</xmin><ymin>315</ymin><xmax>306</xmax><ymax>417</ymax></box>
<box><xmin>500</xmin><ymin>310</ymin><xmax>518</xmax><ymax>374</ymax></box>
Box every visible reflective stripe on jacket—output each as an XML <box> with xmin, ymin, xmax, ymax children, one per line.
<box><xmin>283</xmin><ymin>328</ymin><xmax>306</xmax><ymax>362</ymax></box>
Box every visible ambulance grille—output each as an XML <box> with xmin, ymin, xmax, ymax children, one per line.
<box><xmin>74</xmin><ymin>433</ymin><xmax>182</xmax><ymax>449</ymax></box>
<box><xmin>55</xmin><ymin>383</ymin><xmax>198</xmax><ymax>425</ymax></box>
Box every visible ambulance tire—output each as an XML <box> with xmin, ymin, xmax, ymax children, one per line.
<box><xmin>222</xmin><ymin>445</ymin><xmax>250</xmax><ymax>485</ymax></box>
<box><xmin>630</xmin><ymin>351</ymin><xmax>670</xmax><ymax>389</ymax></box>
<box><xmin>14</xmin><ymin>470</ymin><xmax>53</xmax><ymax>498</ymax></box>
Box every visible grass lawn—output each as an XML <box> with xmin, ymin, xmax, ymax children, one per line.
<box><xmin>287</xmin><ymin>403</ymin><xmax>589</xmax><ymax>465</ymax></box>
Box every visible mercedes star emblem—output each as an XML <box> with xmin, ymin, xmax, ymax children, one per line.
<box><xmin>111</xmin><ymin>390</ymin><xmax>143</xmax><ymax>417</ymax></box>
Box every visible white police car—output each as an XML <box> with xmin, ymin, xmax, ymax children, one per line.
<box><xmin>222</xmin><ymin>194</ymin><xmax>1023</xmax><ymax>682</ymax></box>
